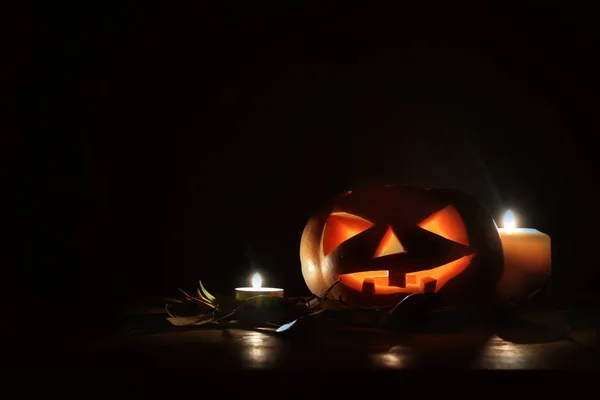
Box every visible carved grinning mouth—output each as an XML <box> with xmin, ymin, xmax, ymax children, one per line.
<box><xmin>333</xmin><ymin>254</ymin><xmax>475</xmax><ymax>295</ymax></box>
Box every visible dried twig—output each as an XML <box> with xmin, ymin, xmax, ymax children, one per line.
<box><xmin>389</xmin><ymin>293</ymin><xmax>418</xmax><ymax>314</ymax></box>
<box><xmin>317</xmin><ymin>278</ymin><xmax>341</xmax><ymax>299</ymax></box>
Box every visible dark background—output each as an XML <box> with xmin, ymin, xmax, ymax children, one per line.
<box><xmin>9</xmin><ymin>2</ymin><xmax>598</xmax><ymax>330</ymax></box>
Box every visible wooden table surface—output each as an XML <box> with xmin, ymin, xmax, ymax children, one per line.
<box><xmin>110</xmin><ymin>326</ymin><xmax>597</xmax><ymax>370</ymax></box>
<box><xmin>43</xmin><ymin>305</ymin><xmax>598</xmax><ymax>370</ymax></box>
<box><xmin>6</xmin><ymin>304</ymin><xmax>597</xmax><ymax>396</ymax></box>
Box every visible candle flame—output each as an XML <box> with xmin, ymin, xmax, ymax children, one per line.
<box><xmin>251</xmin><ymin>273</ymin><xmax>262</xmax><ymax>289</ymax></box>
<box><xmin>503</xmin><ymin>210</ymin><xmax>516</xmax><ymax>233</ymax></box>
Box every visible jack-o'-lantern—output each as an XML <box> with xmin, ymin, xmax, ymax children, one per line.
<box><xmin>300</xmin><ymin>184</ymin><xmax>504</xmax><ymax>308</ymax></box>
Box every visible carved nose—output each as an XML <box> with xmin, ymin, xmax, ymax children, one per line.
<box><xmin>373</xmin><ymin>226</ymin><xmax>406</xmax><ymax>258</ymax></box>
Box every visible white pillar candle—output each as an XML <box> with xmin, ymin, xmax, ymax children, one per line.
<box><xmin>235</xmin><ymin>273</ymin><xmax>284</xmax><ymax>301</ymax></box>
<box><xmin>496</xmin><ymin>210</ymin><xmax>552</xmax><ymax>301</ymax></box>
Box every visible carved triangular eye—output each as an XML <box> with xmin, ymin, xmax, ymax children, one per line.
<box><xmin>417</xmin><ymin>205</ymin><xmax>470</xmax><ymax>246</ymax></box>
<box><xmin>323</xmin><ymin>212</ymin><xmax>374</xmax><ymax>256</ymax></box>
<box><xmin>373</xmin><ymin>226</ymin><xmax>406</xmax><ymax>258</ymax></box>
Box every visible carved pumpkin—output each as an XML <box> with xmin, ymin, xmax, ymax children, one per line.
<box><xmin>300</xmin><ymin>184</ymin><xmax>504</xmax><ymax>309</ymax></box>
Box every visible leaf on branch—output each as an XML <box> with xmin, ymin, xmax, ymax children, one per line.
<box><xmin>306</xmin><ymin>296</ymin><xmax>321</xmax><ymax>311</ymax></box>
<box><xmin>167</xmin><ymin>315</ymin><xmax>215</xmax><ymax>327</ymax></box>
<box><xmin>197</xmin><ymin>288</ymin><xmax>211</xmax><ymax>304</ymax></box>
<box><xmin>276</xmin><ymin>309</ymin><xmax>327</xmax><ymax>333</ymax></box>
<box><xmin>178</xmin><ymin>288</ymin><xmax>217</xmax><ymax>309</ymax></box>
<box><xmin>178</xmin><ymin>288</ymin><xmax>194</xmax><ymax>302</ymax></box>
<box><xmin>199</xmin><ymin>280</ymin><xmax>217</xmax><ymax>303</ymax></box>
<box><xmin>275</xmin><ymin>319</ymin><xmax>298</xmax><ymax>333</ymax></box>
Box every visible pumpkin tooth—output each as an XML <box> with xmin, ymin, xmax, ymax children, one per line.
<box><xmin>389</xmin><ymin>272</ymin><xmax>406</xmax><ymax>288</ymax></box>
<box><xmin>422</xmin><ymin>277</ymin><xmax>437</xmax><ymax>293</ymax></box>
<box><xmin>362</xmin><ymin>277</ymin><xmax>375</xmax><ymax>295</ymax></box>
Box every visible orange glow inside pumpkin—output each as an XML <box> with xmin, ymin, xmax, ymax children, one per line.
<box><xmin>323</xmin><ymin>212</ymin><xmax>374</xmax><ymax>256</ymax></box>
<box><xmin>417</xmin><ymin>205</ymin><xmax>470</xmax><ymax>247</ymax></box>
<box><xmin>334</xmin><ymin>253</ymin><xmax>474</xmax><ymax>294</ymax></box>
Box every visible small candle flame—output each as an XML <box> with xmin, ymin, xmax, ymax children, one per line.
<box><xmin>503</xmin><ymin>210</ymin><xmax>516</xmax><ymax>233</ymax></box>
<box><xmin>251</xmin><ymin>273</ymin><xmax>262</xmax><ymax>289</ymax></box>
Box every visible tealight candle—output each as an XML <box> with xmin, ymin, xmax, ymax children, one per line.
<box><xmin>496</xmin><ymin>210</ymin><xmax>552</xmax><ymax>301</ymax></box>
<box><xmin>235</xmin><ymin>273</ymin><xmax>284</xmax><ymax>301</ymax></box>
